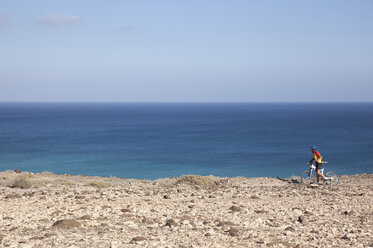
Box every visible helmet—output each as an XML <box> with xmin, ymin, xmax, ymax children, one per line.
<box><xmin>311</xmin><ymin>145</ymin><xmax>317</xmax><ymax>150</ymax></box>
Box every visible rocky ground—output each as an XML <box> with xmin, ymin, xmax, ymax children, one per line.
<box><xmin>0</xmin><ymin>170</ymin><xmax>372</xmax><ymax>248</ymax></box>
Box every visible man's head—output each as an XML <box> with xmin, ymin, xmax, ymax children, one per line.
<box><xmin>311</xmin><ymin>145</ymin><xmax>317</xmax><ymax>152</ymax></box>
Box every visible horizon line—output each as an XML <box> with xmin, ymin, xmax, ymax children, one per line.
<box><xmin>0</xmin><ymin>101</ymin><xmax>372</xmax><ymax>104</ymax></box>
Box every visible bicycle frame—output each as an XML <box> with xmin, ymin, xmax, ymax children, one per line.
<box><xmin>308</xmin><ymin>164</ymin><xmax>324</xmax><ymax>176</ymax></box>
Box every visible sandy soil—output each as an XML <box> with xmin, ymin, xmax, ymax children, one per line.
<box><xmin>0</xmin><ymin>170</ymin><xmax>372</xmax><ymax>248</ymax></box>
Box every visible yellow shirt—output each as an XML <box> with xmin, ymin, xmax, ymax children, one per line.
<box><xmin>313</xmin><ymin>151</ymin><xmax>322</xmax><ymax>163</ymax></box>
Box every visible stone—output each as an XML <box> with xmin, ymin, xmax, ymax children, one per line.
<box><xmin>78</xmin><ymin>215</ymin><xmax>92</xmax><ymax>220</ymax></box>
<box><xmin>52</xmin><ymin>219</ymin><xmax>81</xmax><ymax>229</ymax></box>
<box><xmin>255</xmin><ymin>210</ymin><xmax>268</xmax><ymax>214</ymax></box>
<box><xmin>341</xmin><ymin>234</ymin><xmax>350</xmax><ymax>240</ymax></box>
<box><xmin>228</xmin><ymin>227</ymin><xmax>239</xmax><ymax>236</ymax></box>
<box><xmin>285</xmin><ymin>226</ymin><xmax>295</xmax><ymax>232</ymax></box>
<box><xmin>5</xmin><ymin>194</ymin><xmax>21</xmax><ymax>199</ymax></box>
<box><xmin>205</xmin><ymin>229</ymin><xmax>215</xmax><ymax>236</ymax></box>
<box><xmin>217</xmin><ymin>221</ymin><xmax>235</xmax><ymax>227</ymax></box>
<box><xmin>229</xmin><ymin>206</ymin><xmax>241</xmax><ymax>212</ymax></box>
<box><xmin>308</xmin><ymin>184</ymin><xmax>319</xmax><ymax>188</ymax></box>
<box><xmin>298</xmin><ymin>215</ymin><xmax>305</xmax><ymax>224</ymax></box>
<box><xmin>121</xmin><ymin>208</ymin><xmax>131</xmax><ymax>213</ymax></box>
<box><xmin>131</xmin><ymin>236</ymin><xmax>147</xmax><ymax>243</ymax></box>
<box><xmin>44</xmin><ymin>233</ymin><xmax>56</xmax><ymax>238</ymax></box>
<box><xmin>163</xmin><ymin>195</ymin><xmax>171</xmax><ymax>199</ymax></box>
<box><xmin>164</xmin><ymin>219</ymin><xmax>178</xmax><ymax>228</ymax></box>
<box><xmin>15</xmin><ymin>169</ymin><xmax>21</xmax><ymax>174</ymax></box>
<box><xmin>75</xmin><ymin>195</ymin><xmax>86</xmax><ymax>199</ymax></box>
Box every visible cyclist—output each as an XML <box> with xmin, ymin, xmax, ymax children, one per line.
<box><xmin>307</xmin><ymin>146</ymin><xmax>326</xmax><ymax>184</ymax></box>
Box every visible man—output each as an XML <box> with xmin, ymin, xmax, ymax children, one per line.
<box><xmin>307</xmin><ymin>145</ymin><xmax>325</xmax><ymax>183</ymax></box>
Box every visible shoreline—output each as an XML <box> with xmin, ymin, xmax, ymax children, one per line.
<box><xmin>1</xmin><ymin>168</ymin><xmax>372</xmax><ymax>181</ymax></box>
<box><xmin>1</xmin><ymin>170</ymin><xmax>372</xmax><ymax>247</ymax></box>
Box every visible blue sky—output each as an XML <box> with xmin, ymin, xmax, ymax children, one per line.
<box><xmin>0</xmin><ymin>0</ymin><xmax>372</xmax><ymax>102</ymax></box>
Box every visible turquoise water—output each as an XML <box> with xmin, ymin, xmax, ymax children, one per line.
<box><xmin>0</xmin><ymin>103</ymin><xmax>372</xmax><ymax>179</ymax></box>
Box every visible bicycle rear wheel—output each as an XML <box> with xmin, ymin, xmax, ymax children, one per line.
<box><xmin>324</xmin><ymin>171</ymin><xmax>339</xmax><ymax>186</ymax></box>
<box><xmin>301</xmin><ymin>171</ymin><xmax>315</xmax><ymax>184</ymax></box>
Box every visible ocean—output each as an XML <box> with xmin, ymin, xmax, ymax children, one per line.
<box><xmin>0</xmin><ymin>103</ymin><xmax>372</xmax><ymax>180</ymax></box>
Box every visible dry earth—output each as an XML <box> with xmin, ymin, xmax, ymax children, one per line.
<box><xmin>0</xmin><ymin>170</ymin><xmax>372</xmax><ymax>248</ymax></box>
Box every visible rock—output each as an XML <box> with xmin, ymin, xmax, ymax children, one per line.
<box><xmin>52</xmin><ymin>219</ymin><xmax>81</xmax><ymax>229</ymax></box>
<box><xmin>267</xmin><ymin>241</ymin><xmax>292</xmax><ymax>247</ymax></box>
<box><xmin>30</xmin><ymin>236</ymin><xmax>43</xmax><ymax>240</ymax></box>
<box><xmin>5</xmin><ymin>194</ymin><xmax>21</xmax><ymax>199</ymax></box>
<box><xmin>341</xmin><ymin>234</ymin><xmax>350</xmax><ymax>240</ymax></box>
<box><xmin>78</xmin><ymin>215</ymin><xmax>92</xmax><ymax>220</ymax></box>
<box><xmin>251</xmin><ymin>195</ymin><xmax>260</xmax><ymax>199</ymax></box>
<box><xmin>0</xmin><ymin>234</ymin><xmax>4</xmax><ymax>243</ymax></box>
<box><xmin>163</xmin><ymin>195</ymin><xmax>171</xmax><ymax>199</ymax></box>
<box><xmin>164</xmin><ymin>219</ymin><xmax>178</xmax><ymax>228</ymax></box>
<box><xmin>131</xmin><ymin>236</ymin><xmax>147</xmax><ymax>243</ymax></box>
<box><xmin>23</xmin><ymin>192</ymin><xmax>35</xmax><ymax>197</ymax></box>
<box><xmin>308</xmin><ymin>184</ymin><xmax>319</xmax><ymax>188</ymax></box>
<box><xmin>75</xmin><ymin>195</ymin><xmax>86</xmax><ymax>199</ymax></box>
<box><xmin>121</xmin><ymin>208</ymin><xmax>131</xmax><ymax>213</ymax></box>
<box><xmin>295</xmin><ymin>245</ymin><xmax>302</xmax><ymax>248</ymax></box>
<box><xmin>298</xmin><ymin>215</ymin><xmax>305</xmax><ymax>224</ymax></box>
<box><xmin>293</xmin><ymin>209</ymin><xmax>303</xmax><ymax>216</ymax></box>
<box><xmin>44</xmin><ymin>233</ymin><xmax>56</xmax><ymax>238</ymax></box>
<box><xmin>255</xmin><ymin>210</ymin><xmax>268</xmax><ymax>214</ymax></box>
<box><xmin>228</xmin><ymin>227</ymin><xmax>239</xmax><ymax>236</ymax></box>
<box><xmin>205</xmin><ymin>229</ymin><xmax>215</xmax><ymax>236</ymax></box>
<box><xmin>343</xmin><ymin>210</ymin><xmax>353</xmax><ymax>215</ymax></box>
<box><xmin>141</xmin><ymin>217</ymin><xmax>154</xmax><ymax>225</ymax></box>
<box><xmin>285</xmin><ymin>226</ymin><xmax>295</xmax><ymax>232</ymax></box>
<box><xmin>15</xmin><ymin>169</ymin><xmax>21</xmax><ymax>174</ymax></box>
<box><xmin>229</xmin><ymin>206</ymin><xmax>241</xmax><ymax>212</ymax></box>
<box><xmin>217</xmin><ymin>221</ymin><xmax>235</xmax><ymax>227</ymax></box>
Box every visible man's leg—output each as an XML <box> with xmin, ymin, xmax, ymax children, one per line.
<box><xmin>316</xmin><ymin>165</ymin><xmax>326</xmax><ymax>182</ymax></box>
<box><xmin>316</xmin><ymin>170</ymin><xmax>321</xmax><ymax>183</ymax></box>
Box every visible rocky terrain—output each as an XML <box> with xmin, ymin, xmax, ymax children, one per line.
<box><xmin>0</xmin><ymin>170</ymin><xmax>372</xmax><ymax>248</ymax></box>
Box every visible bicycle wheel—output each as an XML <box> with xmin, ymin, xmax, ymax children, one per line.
<box><xmin>325</xmin><ymin>171</ymin><xmax>339</xmax><ymax>186</ymax></box>
<box><xmin>301</xmin><ymin>171</ymin><xmax>315</xmax><ymax>184</ymax></box>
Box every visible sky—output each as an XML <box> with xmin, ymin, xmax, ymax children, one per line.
<box><xmin>0</xmin><ymin>0</ymin><xmax>372</xmax><ymax>102</ymax></box>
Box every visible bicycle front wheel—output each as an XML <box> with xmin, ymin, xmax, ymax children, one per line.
<box><xmin>325</xmin><ymin>171</ymin><xmax>339</xmax><ymax>186</ymax></box>
<box><xmin>301</xmin><ymin>171</ymin><xmax>315</xmax><ymax>184</ymax></box>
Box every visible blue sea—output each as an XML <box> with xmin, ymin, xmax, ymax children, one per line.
<box><xmin>0</xmin><ymin>103</ymin><xmax>372</xmax><ymax>179</ymax></box>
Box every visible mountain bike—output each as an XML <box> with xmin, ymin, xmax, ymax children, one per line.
<box><xmin>301</xmin><ymin>162</ymin><xmax>338</xmax><ymax>185</ymax></box>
